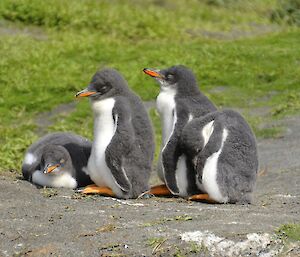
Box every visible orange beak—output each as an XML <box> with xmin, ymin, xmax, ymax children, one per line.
<box><xmin>44</xmin><ymin>164</ymin><xmax>60</xmax><ymax>174</ymax></box>
<box><xmin>143</xmin><ymin>68</ymin><xmax>164</xmax><ymax>79</ymax></box>
<box><xmin>75</xmin><ymin>88</ymin><xmax>97</xmax><ymax>98</ymax></box>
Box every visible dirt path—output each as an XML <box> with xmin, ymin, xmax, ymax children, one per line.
<box><xmin>1</xmin><ymin>115</ymin><xmax>300</xmax><ymax>257</ymax></box>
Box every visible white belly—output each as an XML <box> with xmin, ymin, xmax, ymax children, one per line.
<box><xmin>87</xmin><ymin>98</ymin><xmax>122</xmax><ymax>196</ymax></box>
<box><xmin>32</xmin><ymin>170</ymin><xmax>77</xmax><ymax>189</ymax></box>
<box><xmin>157</xmin><ymin>88</ymin><xmax>177</xmax><ymax>145</ymax></box>
<box><xmin>156</xmin><ymin>88</ymin><xmax>177</xmax><ymax>181</ymax></box>
<box><xmin>200</xmin><ymin>128</ymin><xmax>229</xmax><ymax>203</ymax></box>
<box><xmin>175</xmin><ymin>154</ymin><xmax>189</xmax><ymax>197</ymax></box>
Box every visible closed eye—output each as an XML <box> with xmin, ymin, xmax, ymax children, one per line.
<box><xmin>166</xmin><ymin>74</ymin><xmax>174</xmax><ymax>80</ymax></box>
<box><xmin>101</xmin><ymin>85</ymin><xmax>111</xmax><ymax>93</ymax></box>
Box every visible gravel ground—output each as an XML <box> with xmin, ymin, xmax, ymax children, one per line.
<box><xmin>0</xmin><ymin>115</ymin><xmax>299</xmax><ymax>257</ymax></box>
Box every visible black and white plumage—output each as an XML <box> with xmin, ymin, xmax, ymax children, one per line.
<box><xmin>144</xmin><ymin>65</ymin><xmax>258</xmax><ymax>203</ymax></box>
<box><xmin>76</xmin><ymin>68</ymin><xmax>154</xmax><ymax>199</ymax></box>
<box><xmin>144</xmin><ymin>66</ymin><xmax>217</xmax><ymax>197</ymax></box>
<box><xmin>22</xmin><ymin>132</ymin><xmax>93</xmax><ymax>189</ymax></box>
<box><xmin>180</xmin><ymin>109</ymin><xmax>258</xmax><ymax>204</ymax></box>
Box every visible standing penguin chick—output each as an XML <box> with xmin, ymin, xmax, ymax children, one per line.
<box><xmin>76</xmin><ymin>68</ymin><xmax>154</xmax><ymax>199</ymax></box>
<box><xmin>144</xmin><ymin>65</ymin><xmax>258</xmax><ymax>203</ymax></box>
<box><xmin>180</xmin><ymin>110</ymin><xmax>258</xmax><ymax>204</ymax></box>
<box><xmin>143</xmin><ymin>65</ymin><xmax>217</xmax><ymax>197</ymax></box>
<box><xmin>22</xmin><ymin>132</ymin><xmax>93</xmax><ymax>188</ymax></box>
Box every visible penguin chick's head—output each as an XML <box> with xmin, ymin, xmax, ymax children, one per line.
<box><xmin>76</xmin><ymin>68</ymin><xmax>129</xmax><ymax>101</ymax></box>
<box><xmin>143</xmin><ymin>65</ymin><xmax>199</xmax><ymax>95</ymax></box>
<box><xmin>41</xmin><ymin>145</ymin><xmax>71</xmax><ymax>175</ymax></box>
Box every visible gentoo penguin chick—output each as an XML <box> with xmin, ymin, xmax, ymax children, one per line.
<box><xmin>76</xmin><ymin>68</ymin><xmax>154</xmax><ymax>199</ymax></box>
<box><xmin>22</xmin><ymin>132</ymin><xmax>93</xmax><ymax>189</ymax></box>
<box><xmin>143</xmin><ymin>65</ymin><xmax>217</xmax><ymax>197</ymax></box>
<box><xmin>180</xmin><ymin>109</ymin><xmax>258</xmax><ymax>204</ymax></box>
<box><xmin>144</xmin><ymin>65</ymin><xmax>258</xmax><ymax>203</ymax></box>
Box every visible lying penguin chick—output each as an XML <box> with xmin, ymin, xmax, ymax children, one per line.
<box><xmin>143</xmin><ymin>65</ymin><xmax>217</xmax><ymax>197</ymax></box>
<box><xmin>22</xmin><ymin>132</ymin><xmax>93</xmax><ymax>188</ymax></box>
<box><xmin>76</xmin><ymin>68</ymin><xmax>154</xmax><ymax>199</ymax></box>
<box><xmin>31</xmin><ymin>145</ymin><xmax>77</xmax><ymax>189</ymax></box>
<box><xmin>180</xmin><ymin>109</ymin><xmax>258</xmax><ymax>204</ymax></box>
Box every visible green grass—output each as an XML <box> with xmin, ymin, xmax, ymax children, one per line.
<box><xmin>0</xmin><ymin>0</ymin><xmax>278</xmax><ymax>33</ymax></box>
<box><xmin>0</xmin><ymin>0</ymin><xmax>299</xmax><ymax>173</ymax></box>
<box><xmin>276</xmin><ymin>223</ymin><xmax>300</xmax><ymax>241</ymax></box>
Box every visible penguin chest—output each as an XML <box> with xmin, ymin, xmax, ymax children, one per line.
<box><xmin>157</xmin><ymin>89</ymin><xmax>177</xmax><ymax>146</ymax></box>
<box><xmin>88</xmin><ymin>98</ymin><xmax>120</xmax><ymax>192</ymax></box>
<box><xmin>156</xmin><ymin>89</ymin><xmax>177</xmax><ymax>180</ymax></box>
<box><xmin>32</xmin><ymin>171</ymin><xmax>77</xmax><ymax>189</ymax></box>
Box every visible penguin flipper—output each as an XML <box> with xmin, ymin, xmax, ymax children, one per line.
<box><xmin>180</xmin><ymin>112</ymin><xmax>223</xmax><ymax>182</ymax></box>
<box><xmin>162</xmin><ymin>104</ymin><xmax>190</xmax><ymax>194</ymax></box>
<box><xmin>194</xmin><ymin>116</ymin><xmax>224</xmax><ymax>179</ymax></box>
<box><xmin>180</xmin><ymin>112</ymin><xmax>218</xmax><ymax>156</ymax></box>
<box><xmin>106</xmin><ymin>151</ymin><xmax>132</xmax><ymax>193</ymax></box>
<box><xmin>105</xmin><ymin>99</ymin><xmax>135</xmax><ymax>193</ymax></box>
<box><xmin>162</xmin><ymin>142</ymin><xmax>181</xmax><ymax>194</ymax></box>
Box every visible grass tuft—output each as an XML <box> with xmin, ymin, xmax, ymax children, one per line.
<box><xmin>276</xmin><ymin>223</ymin><xmax>300</xmax><ymax>241</ymax></box>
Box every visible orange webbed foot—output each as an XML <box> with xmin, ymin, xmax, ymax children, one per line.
<box><xmin>188</xmin><ymin>194</ymin><xmax>217</xmax><ymax>203</ymax></box>
<box><xmin>149</xmin><ymin>184</ymin><xmax>174</xmax><ymax>197</ymax></box>
<box><xmin>79</xmin><ymin>184</ymin><xmax>115</xmax><ymax>197</ymax></box>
